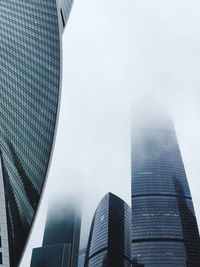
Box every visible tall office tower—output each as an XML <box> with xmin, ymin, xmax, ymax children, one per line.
<box><xmin>84</xmin><ymin>192</ymin><xmax>132</xmax><ymax>267</ymax></box>
<box><xmin>0</xmin><ymin>1</ymin><xmax>74</xmax><ymax>266</ymax></box>
<box><xmin>30</xmin><ymin>200</ymin><xmax>81</xmax><ymax>267</ymax></box>
<box><xmin>131</xmin><ymin>115</ymin><xmax>200</xmax><ymax>266</ymax></box>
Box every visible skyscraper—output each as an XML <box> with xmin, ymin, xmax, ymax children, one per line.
<box><xmin>85</xmin><ymin>192</ymin><xmax>132</xmax><ymax>267</ymax></box>
<box><xmin>30</xmin><ymin>200</ymin><xmax>81</xmax><ymax>267</ymax></box>
<box><xmin>131</xmin><ymin>115</ymin><xmax>200</xmax><ymax>266</ymax></box>
<box><xmin>0</xmin><ymin>1</ymin><xmax>74</xmax><ymax>266</ymax></box>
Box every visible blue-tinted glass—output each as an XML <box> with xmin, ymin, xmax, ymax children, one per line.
<box><xmin>85</xmin><ymin>193</ymin><xmax>132</xmax><ymax>267</ymax></box>
<box><xmin>0</xmin><ymin>1</ymin><xmax>73</xmax><ymax>266</ymax></box>
<box><xmin>131</xmin><ymin>117</ymin><xmax>200</xmax><ymax>266</ymax></box>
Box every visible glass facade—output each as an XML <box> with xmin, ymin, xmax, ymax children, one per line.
<box><xmin>85</xmin><ymin>193</ymin><xmax>132</xmax><ymax>267</ymax></box>
<box><xmin>131</xmin><ymin>116</ymin><xmax>200</xmax><ymax>266</ymax></box>
<box><xmin>78</xmin><ymin>248</ymin><xmax>86</xmax><ymax>267</ymax></box>
<box><xmin>0</xmin><ymin>1</ymin><xmax>74</xmax><ymax>266</ymax></box>
<box><xmin>30</xmin><ymin>244</ymin><xmax>71</xmax><ymax>267</ymax></box>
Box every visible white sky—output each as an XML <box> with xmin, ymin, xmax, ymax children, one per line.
<box><xmin>20</xmin><ymin>0</ymin><xmax>200</xmax><ymax>266</ymax></box>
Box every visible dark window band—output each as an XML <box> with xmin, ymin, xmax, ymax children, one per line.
<box><xmin>132</xmin><ymin>238</ymin><xmax>199</xmax><ymax>243</ymax></box>
<box><xmin>132</xmin><ymin>193</ymin><xmax>192</xmax><ymax>200</ymax></box>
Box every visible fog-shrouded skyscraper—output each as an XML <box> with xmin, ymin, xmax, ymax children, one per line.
<box><xmin>0</xmin><ymin>1</ymin><xmax>74</xmax><ymax>266</ymax></box>
<box><xmin>30</xmin><ymin>199</ymin><xmax>81</xmax><ymax>267</ymax></box>
<box><xmin>84</xmin><ymin>192</ymin><xmax>132</xmax><ymax>267</ymax></box>
<box><xmin>131</xmin><ymin>114</ymin><xmax>200</xmax><ymax>267</ymax></box>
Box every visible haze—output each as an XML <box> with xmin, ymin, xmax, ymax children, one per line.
<box><xmin>20</xmin><ymin>0</ymin><xmax>200</xmax><ymax>266</ymax></box>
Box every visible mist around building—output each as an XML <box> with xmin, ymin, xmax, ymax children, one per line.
<box><xmin>27</xmin><ymin>1</ymin><xmax>200</xmax><ymax>265</ymax></box>
<box><xmin>29</xmin><ymin>112</ymin><xmax>200</xmax><ymax>267</ymax></box>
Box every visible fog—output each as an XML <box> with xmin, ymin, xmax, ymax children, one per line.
<box><xmin>21</xmin><ymin>0</ymin><xmax>200</xmax><ymax>266</ymax></box>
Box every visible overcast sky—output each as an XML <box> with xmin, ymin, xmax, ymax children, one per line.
<box><xmin>21</xmin><ymin>0</ymin><xmax>200</xmax><ymax>266</ymax></box>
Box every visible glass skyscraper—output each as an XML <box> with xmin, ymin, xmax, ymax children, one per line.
<box><xmin>0</xmin><ymin>1</ymin><xmax>74</xmax><ymax>266</ymax></box>
<box><xmin>85</xmin><ymin>192</ymin><xmax>132</xmax><ymax>267</ymax></box>
<box><xmin>30</xmin><ymin>200</ymin><xmax>81</xmax><ymax>267</ymax></box>
<box><xmin>131</xmin><ymin>115</ymin><xmax>200</xmax><ymax>266</ymax></box>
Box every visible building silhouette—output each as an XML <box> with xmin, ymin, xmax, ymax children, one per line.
<box><xmin>131</xmin><ymin>115</ymin><xmax>200</xmax><ymax>266</ymax></box>
<box><xmin>85</xmin><ymin>192</ymin><xmax>132</xmax><ymax>267</ymax></box>
<box><xmin>0</xmin><ymin>0</ymin><xmax>73</xmax><ymax>266</ymax></box>
<box><xmin>30</xmin><ymin>200</ymin><xmax>81</xmax><ymax>267</ymax></box>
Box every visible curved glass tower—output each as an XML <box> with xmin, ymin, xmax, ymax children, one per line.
<box><xmin>85</xmin><ymin>192</ymin><xmax>132</xmax><ymax>267</ymax></box>
<box><xmin>131</xmin><ymin>115</ymin><xmax>200</xmax><ymax>267</ymax></box>
<box><xmin>0</xmin><ymin>1</ymin><xmax>73</xmax><ymax>266</ymax></box>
